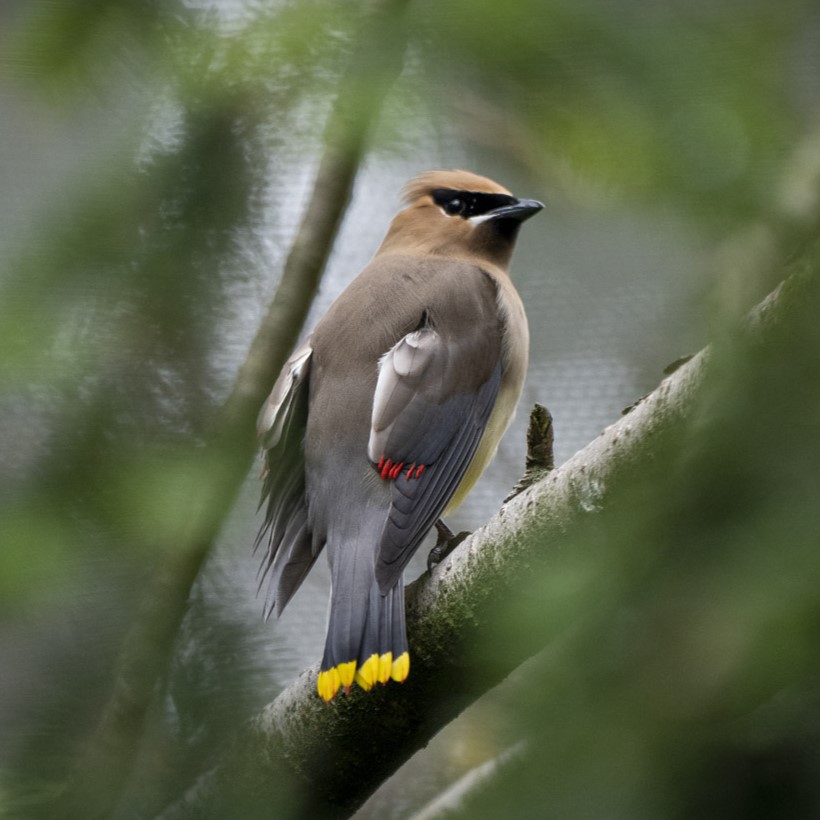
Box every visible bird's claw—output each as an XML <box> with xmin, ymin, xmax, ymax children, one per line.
<box><xmin>428</xmin><ymin>520</ymin><xmax>470</xmax><ymax>572</ymax></box>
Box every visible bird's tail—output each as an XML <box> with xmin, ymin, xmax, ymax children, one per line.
<box><xmin>317</xmin><ymin>568</ymin><xmax>409</xmax><ymax>702</ymax></box>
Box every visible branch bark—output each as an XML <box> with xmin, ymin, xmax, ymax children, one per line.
<box><xmin>156</xmin><ymin>266</ymin><xmax>808</xmax><ymax>818</ymax></box>
<box><xmin>60</xmin><ymin>3</ymin><xmax>411</xmax><ymax>817</ymax></box>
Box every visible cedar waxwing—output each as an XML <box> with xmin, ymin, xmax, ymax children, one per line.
<box><xmin>255</xmin><ymin>170</ymin><xmax>542</xmax><ymax>701</ymax></box>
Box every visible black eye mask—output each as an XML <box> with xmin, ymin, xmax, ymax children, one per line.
<box><xmin>430</xmin><ymin>188</ymin><xmax>517</xmax><ymax>219</ymax></box>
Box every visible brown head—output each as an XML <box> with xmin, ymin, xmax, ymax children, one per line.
<box><xmin>376</xmin><ymin>170</ymin><xmax>543</xmax><ymax>271</ymax></box>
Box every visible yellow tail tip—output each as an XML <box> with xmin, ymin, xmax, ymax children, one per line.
<box><xmin>337</xmin><ymin>660</ymin><xmax>357</xmax><ymax>691</ymax></box>
<box><xmin>354</xmin><ymin>654</ymin><xmax>380</xmax><ymax>691</ymax></box>
<box><xmin>317</xmin><ymin>667</ymin><xmax>342</xmax><ymax>702</ymax></box>
<box><xmin>318</xmin><ymin>652</ymin><xmax>411</xmax><ymax>700</ymax></box>
<box><xmin>378</xmin><ymin>652</ymin><xmax>393</xmax><ymax>685</ymax></box>
<box><xmin>391</xmin><ymin>652</ymin><xmax>410</xmax><ymax>683</ymax></box>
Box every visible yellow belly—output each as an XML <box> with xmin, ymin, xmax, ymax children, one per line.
<box><xmin>444</xmin><ymin>267</ymin><xmax>529</xmax><ymax>514</ymax></box>
<box><xmin>443</xmin><ymin>376</ymin><xmax>522</xmax><ymax>514</ymax></box>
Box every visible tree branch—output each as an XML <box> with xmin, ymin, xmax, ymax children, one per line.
<box><xmin>504</xmin><ymin>402</ymin><xmax>555</xmax><ymax>501</ymax></box>
<box><xmin>411</xmin><ymin>741</ymin><xmax>528</xmax><ymax>820</ymax></box>
<box><xmin>156</xmin><ymin>262</ymin><xmax>808</xmax><ymax>818</ymax></box>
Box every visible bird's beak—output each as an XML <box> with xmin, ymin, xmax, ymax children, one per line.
<box><xmin>486</xmin><ymin>198</ymin><xmax>544</xmax><ymax>223</ymax></box>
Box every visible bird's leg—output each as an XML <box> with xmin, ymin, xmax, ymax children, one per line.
<box><xmin>428</xmin><ymin>519</ymin><xmax>471</xmax><ymax>572</ymax></box>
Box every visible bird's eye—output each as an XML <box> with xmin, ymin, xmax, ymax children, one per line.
<box><xmin>443</xmin><ymin>198</ymin><xmax>464</xmax><ymax>216</ymax></box>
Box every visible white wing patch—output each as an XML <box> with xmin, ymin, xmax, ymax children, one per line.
<box><xmin>257</xmin><ymin>337</ymin><xmax>313</xmax><ymax>450</ymax></box>
<box><xmin>368</xmin><ymin>328</ymin><xmax>439</xmax><ymax>463</ymax></box>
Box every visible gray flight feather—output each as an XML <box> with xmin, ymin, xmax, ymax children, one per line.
<box><xmin>255</xmin><ymin>337</ymin><xmax>319</xmax><ymax>619</ymax></box>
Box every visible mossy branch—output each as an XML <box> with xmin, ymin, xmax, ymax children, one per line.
<box><xmin>156</xmin><ymin>271</ymin><xmax>810</xmax><ymax>819</ymax></box>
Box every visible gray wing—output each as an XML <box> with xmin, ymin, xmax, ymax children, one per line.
<box><xmin>254</xmin><ymin>338</ymin><xmax>319</xmax><ymax>618</ymax></box>
<box><xmin>369</xmin><ymin>320</ymin><xmax>502</xmax><ymax>593</ymax></box>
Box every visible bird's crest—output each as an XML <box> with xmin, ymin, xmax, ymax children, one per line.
<box><xmin>402</xmin><ymin>170</ymin><xmax>512</xmax><ymax>205</ymax></box>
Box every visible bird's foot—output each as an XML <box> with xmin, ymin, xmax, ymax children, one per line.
<box><xmin>428</xmin><ymin>520</ymin><xmax>470</xmax><ymax>572</ymax></box>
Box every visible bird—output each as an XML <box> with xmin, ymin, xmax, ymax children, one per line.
<box><xmin>254</xmin><ymin>170</ymin><xmax>542</xmax><ymax>702</ymax></box>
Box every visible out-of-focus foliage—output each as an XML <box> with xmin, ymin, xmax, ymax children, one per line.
<box><xmin>414</xmin><ymin>0</ymin><xmax>809</xmax><ymax>223</ymax></box>
<box><xmin>1</xmin><ymin>0</ymin><xmax>360</xmax><ymax>608</ymax></box>
<box><xmin>458</xmin><ymin>258</ymin><xmax>820</xmax><ymax>820</ymax></box>
<box><xmin>1</xmin><ymin>0</ymin><xmax>819</xmax><ymax>817</ymax></box>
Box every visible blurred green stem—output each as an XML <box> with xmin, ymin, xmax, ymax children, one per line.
<box><xmin>59</xmin><ymin>1</ymin><xmax>410</xmax><ymax>817</ymax></box>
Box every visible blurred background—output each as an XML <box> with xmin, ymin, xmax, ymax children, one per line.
<box><xmin>2</xmin><ymin>0</ymin><xmax>820</xmax><ymax>817</ymax></box>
